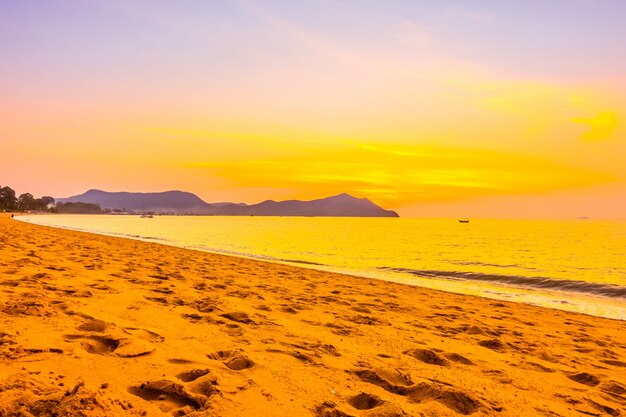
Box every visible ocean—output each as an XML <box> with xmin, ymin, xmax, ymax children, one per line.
<box><xmin>18</xmin><ymin>215</ymin><xmax>626</xmax><ymax>320</ymax></box>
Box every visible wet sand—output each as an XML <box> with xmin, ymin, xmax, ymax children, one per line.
<box><xmin>1</xmin><ymin>214</ymin><xmax>625</xmax><ymax>416</ymax></box>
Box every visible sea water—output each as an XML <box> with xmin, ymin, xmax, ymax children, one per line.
<box><xmin>18</xmin><ymin>215</ymin><xmax>626</xmax><ymax>320</ymax></box>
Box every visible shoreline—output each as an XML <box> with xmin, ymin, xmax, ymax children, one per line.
<box><xmin>16</xmin><ymin>214</ymin><xmax>626</xmax><ymax>321</ymax></box>
<box><xmin>1</xmin><ymin>214</ymin><xmax>625</xmax><ymax>416</ymax></box>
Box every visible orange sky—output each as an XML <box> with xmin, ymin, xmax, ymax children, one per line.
<box><xmin>1</xmin><ymin>1</ymin><xmax>625</xmax><ymax>218</ymax></box>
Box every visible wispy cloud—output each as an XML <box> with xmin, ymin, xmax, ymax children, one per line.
<box><xmin>573</xmin><ymin>111</ymin><xmax>618</xmax><ymax>141</ymax></box>
<box><xmin>186</xmin><ymin>143</ymin><xmax>613</xmax><ymax>206</ymax></box>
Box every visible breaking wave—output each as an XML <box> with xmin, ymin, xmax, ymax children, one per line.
<box><xmin>378</xmin><ymin>267</ymin><xmax>626</xmax><ymax>299</ymax></box>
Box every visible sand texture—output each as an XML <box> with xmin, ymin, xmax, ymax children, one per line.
<box><xmin>1</xmin><ymin>214</ymin><xmax>625</xmax><ymax>416</ymax></box>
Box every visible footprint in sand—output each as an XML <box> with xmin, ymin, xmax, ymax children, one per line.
<box><xmin>317</xmin><ymin>398</ymin><xmax>405</xmax><ymax>417</ymax></box>
<box><xmin>182</xmin><ymin>313</ymin><xmax>204</xmax><ymax>322</ymax></box>
<box><xmin>464</xmin><ymin>325</ymin><xmax>486</xmax><ymax>335</ymax></box>
<box><xmin>65</xmin><ymin>334</ymin><xmax>119</xmax><ymax>354</ymax></box>
<box><xmin>46</xmin><ymin>286</ymin><xmax>93</xmax><ymax>298</ymax></box>
<box><xmin>601</xmin><ymin>380</ymin><xmax>625</xmax><ymax>396</ymax></box>
<box><xmin>351</xmin><ymin>367</ymin><xmax>482</xmax><ymax>415</ymax></box>
<box><xmin>352</xmin><ymin>368</ymin><xmax>413</xmax><ymax>394</ymax></box>
<box><xmin>128</xmin><ymin>380</ymin><xmax>209</xmax><ymax>413</ymax></box>
<box><xmin>315</xmin><ymin>401</ymin><xmax>355</xmax><ymax>417</ymax></box>
<box><xmin>478</xmin><ymin>338</ymin><xmax>505</xmax><ymax>351</ymax></box>
<box><xmin>584</xmin><ymin>399</ymin><xmax>621</xmax><ymax>417</ymax></box>
<box><xmin>2</xmin><ymin>299</ymin><xmax>55</xmax><ymax>317</ymax></box>
<box><xmin>64</xmin><ymin>334</ymin><xmax>154</xmax><ymax>357</ymax></box>
<box><xmin>86</xmin><ymin>282</ymin><xmax>119</xmax><ymax>293</ymax></box>
<box><xmin>220</xmin><ymin>311</ymin><xmax>253</xmax><ymax>324</ymax></box>
<box><xmin>602</xmin><ymin>359</ymin><xmax>626</xmax><ymax>368</ymax></box>
<box><xmin>53</xmin><ymin>302</ymin><xmax>94</xmax><ymax>320</ymax></box>
<box><xmin>437</xmin><ymin>353</ymin><xmax>472</xmax><ymax>367</ymax></box>
<box><xmin>279</xmin><ymin>305</ymin><xmax>298</xmax><ymax>314</ymax></box>
<box><xmin>521</xmin><ymin>361</ymin><xmax>554</xmax><ymax>373</ymax></box>
<box><xmin>150</xmin><ymin>287</ymin><xmax>175</xmax><ymax>295</ymax></box>
<box><xmin>191</xmin><ymin>297</ymin><xmax>218</xmax><ymax>313</ymax></box>
<box><xmin>144</xmin><ymin>296</ymin><xmax>168</xmax><ymax>305</ymax></box>
<box><xmin>219</xmin><ymin>323</ymin><xmax>245</xmax><ymax>337</ymax></box>
<box><xmin>208</xmin><ymin>350</ymin><xmax>254</xmax><ymax>370</ymax></box>
<box><xmin>176</xmin><ymin>369</ymin><xmax>211</xmax><ymax>382</ymax></box>
<box><xmin>405</xmin><ymin>348</ymin><xmax>450</xmax><ymax>366</ymax></box>
<box><xmin>348</xmin><ymin>392</ymin><xmax>382</xmax><ymax>410</ymax></box>
<box><xmin>567</xmin><ymin>372</ymin><xmax>601</xmax><ymax>387</ymax></box>
<box><xmin>347</xmin><ymin>393</ymin><xmax>406</xmax><ymax>416</ymax></box>
<box><xmin>0</xmin><ymin>280</ymin><xmax>20</xmax><ymax>289</ymax></box>
<box><xmin>325</xmin><ymin>321</ymin><xmax>363</xmax><ymax>337</ymax></box>
<box><xmin>77</xmin><ymin>319</ymin><xmax>110</xmax><ymax>333</ymax></box>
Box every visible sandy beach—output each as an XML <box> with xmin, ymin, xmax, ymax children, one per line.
<box><xmin>0</xmin><ymin>214</ymin><xmax>624</xmax><ymax>417</ymax></box>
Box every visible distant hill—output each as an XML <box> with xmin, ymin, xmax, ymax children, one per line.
<box><xmin>56</xmin><ymin>190</ymin><xmax>399</xmax><ymax>217</ymax></box>
<box><xmin>57</xmin><ymin>190</ymin><xmax>210</xmax><ymax>213</ymax></box>
<box><xmin>236</xmin><ymin>193</ymin><xmax>398</xmax><ymax>217</ymax></box>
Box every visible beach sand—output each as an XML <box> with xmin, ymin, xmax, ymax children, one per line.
<box><xmin>0</xmin><ymin>214</ymin><xmax>624</xmax><ymax>416</ymax></box>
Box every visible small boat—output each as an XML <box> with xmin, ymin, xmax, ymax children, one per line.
<box><xmin>458</xmin><ymin>219</ymin><xmax>470</xmax><ymax>223</ymax></box>
<box><xmin>140</xmin><ymin>214</ymin><xmax>154</xmax><ymax>218</ymax></box>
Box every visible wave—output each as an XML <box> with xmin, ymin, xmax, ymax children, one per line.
<box><xmin>123</xmin><ymin>233</ymin><xmax>171</xmax><ymax>242</ymax></box>
<box><xmin>448</xmin><ymin>260</ymin><xmax>538</xmax><ymax>271</ymax></box>
<box><xmin>378</xmin><ymin>267</ymin><xmax>626</xmax><ymax>299</ymax></box>
<box><xmin>278</xmin><ymin>258</ymin><xmax>326</xmax><ymax>266</ymax></box>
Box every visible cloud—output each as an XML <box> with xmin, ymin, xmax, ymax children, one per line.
<box><xmin>573</xmin><ymin>111</ymin><xmax>618</xmax><ymax>141</ymax></box>
<box><xmin>185</xmin><ymin>143</ymin><xmax>614</xmax><ymax>206</ymax></box>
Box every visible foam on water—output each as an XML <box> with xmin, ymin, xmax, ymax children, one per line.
<box><xmin>378</xmin><ymin>267</ymin><xmax>626</xmax><ymax>299</ymax></box>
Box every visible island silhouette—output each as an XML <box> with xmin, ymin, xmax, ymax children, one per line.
<box><xmin>56</xmin><ymin>189</ymin><xmax>399</xmax><ymax>217</ymax></box>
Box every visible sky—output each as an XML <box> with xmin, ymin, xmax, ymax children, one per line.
<box><xmin>1</xmin><ymin>0</ymin><xmax>625</xmax><ymax>218</ymax></box>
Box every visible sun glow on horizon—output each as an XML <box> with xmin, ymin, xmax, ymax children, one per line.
<box><xmin>181</xmin><ymin>142</ymin><xmax>614</xmax><ymax>207</ymax></box>
<box><xmin>1</xmin><ymin>1</ymin><xmax>625</xmax><ymax>217</ymax></box>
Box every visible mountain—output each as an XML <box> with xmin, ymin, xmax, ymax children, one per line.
<box><xmin>57</xmin><ymin>190</ymin><xmax>399</xmax><ymax>217</ymax></box>
<box><xmin>237</xmin><ymin>193</ymin><xmax>398</xmax><ymax>217</ymax></box>
<box><xmin>56</xmin><ymin>189</ymin><xmax>211</xmax><ymax>213</ymax></box>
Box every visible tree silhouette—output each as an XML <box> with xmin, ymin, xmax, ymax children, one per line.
<box><xmin>18</xmin><ymin>193</ymin><xmax>36</xmax><ymax>211</ymax></box>
<box><xmin>39</xmin><ymin>196</ymin><xmax>55</xmax><ymax>208</ymax></box>
<box><xmin>0</xmin><ymin>186</ymin><xmax>17</xmax><ymax>211</ymax></box>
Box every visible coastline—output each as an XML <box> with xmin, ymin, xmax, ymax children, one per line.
<box><xmin>1</xmin><ymin>214</ymin><xmax>625</xmax><ymax>416</ymax></box>
<box><xmin>16</xmin><ymin>214</ymin><xmax>626</xmax><ymax>321</ymax></box>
